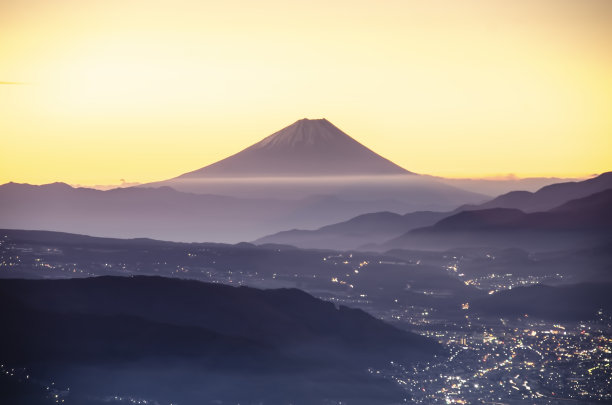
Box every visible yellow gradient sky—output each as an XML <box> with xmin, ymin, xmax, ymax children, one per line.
<box><xmin>1</xmin><ymin>0</ymin><xmax>611</xmax><ymax>185</ymax></box>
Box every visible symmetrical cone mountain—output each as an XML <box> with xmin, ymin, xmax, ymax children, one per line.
<box><xmin>177</xmin><ymin>118</ymin><xmax>412</xmax><ymax>178</ymax></box>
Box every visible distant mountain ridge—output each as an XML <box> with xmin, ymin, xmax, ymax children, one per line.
<box><xmin>432</xmin><ymin>175</ymin><xmax>586</xmax><ymax>196</ymax></box>
<box><xmin>421</xmin><ymin>188</ymin><xmax>612</xmax><ymax>232</ymax></box>
<box><xmin>459</xmin><ymin>171</ymin><xmax>612</xmax><ymax>212</ymax></box>
<box><xmin>253</xmin><ymin>172</ymin><xmax>612</xmax><ymax>251</ymax></box>
<box><xmin>176</xmin><ymin>118</ymin><xmax>411</xmax><ymax>178</ymax></box>
<box><xmin>255</xmin><ymin>211</ymin><xmax>448</xmax><ymax>250</ymax></box>
<box><xmin>0</xmin><ymin>182</ymin><xmax>421</xmax><ymax>242</ymax></box>
<box><xmin>382</xmin><ymin>188</ymin><xmax>612</xmax><ymax>251</ymax></box>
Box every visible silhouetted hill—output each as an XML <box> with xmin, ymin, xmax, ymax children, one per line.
<box><xmin>470</xmin><ymin>283</ymin><xmax>612</xmax><ymax>320</ymax></box>
<box><xmin>382</xmin><ymin>189</ymin><xmax>612</xmax><ymax>251</ymax></box>
<box><xmin>459</xmin><ymin>172</ymin><xmax>612</xmax><ymax>212</ymax></box>
<box><xmin>0</xmin><ymin>276</ymin><xmax>440</xmax><ymax>404</ymax></box>
<box><xmin>255</xmin><ymin>210</ymin><xmax>449</xmax><ymax>250</ymax></box>
<box><xmin>550</xmin><ymin>187</ymin><xmax>612</xmax><ymax>215</ymax></box>
<box><xmin>432</xmin><ymin>175</ymin><xmax>582</xmax><ymax>196</ymax></box>
<box><xmin>428</xmin><ymin>208</ymin><xmax>525</xmax><ymax>231</ymax></box>
<box><xmin>0</xmin><ymin>276</ymin><xmax>436</xmax><ymax>351</ymax></box>
<box><xmin>251</xmin><ymin>172</ymin><xmax>612</xmax><ymax>251</ymax></box>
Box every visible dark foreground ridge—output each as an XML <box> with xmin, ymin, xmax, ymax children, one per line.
<box><xmin>0</xmin><ymin>275</ymin><xmax>441</xmax><ymax>404</ymax></box>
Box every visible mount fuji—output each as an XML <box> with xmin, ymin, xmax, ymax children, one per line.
<box><xmin>0</xmin><ymin>118</ymin><xmax>488</xmax><ymax>243</ymax></box>
<box><xmin>147</xmin><ymin>118</ymin><xmax>485</xmax><ymax>208</ymax></box>
<box><xmin>177</xmin><ymin>118</ymin><xmax>411</xmax><ymax>178</ymax></box>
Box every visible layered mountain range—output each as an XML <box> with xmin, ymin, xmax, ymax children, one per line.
<box><xmin>256</xmin><ymin>172</ymin><xmax>612</xmax><ymax>251</ymax></box>
<box><xmin>382</xmin><ymin>188</ymin><xmax>612</xmax><ymax>251</ymax></box>
<box><xmin>144</xmin><ymin>118</ymin><xmax>486</xmax><ymax>204</ymax></box>
<box><xmin>2</xmin><ymin>117</ymin><xmax>610</xmax><ymax>405</ymax></box>
<box><xmin>0</xmin><ymin>118</ymin><xmax>487</xmax><ymax>242</ymax></box>
<box><xmin>1</xmin><ymin>118</ymin><xmax>608</xmax><ymax>248</ymax></box>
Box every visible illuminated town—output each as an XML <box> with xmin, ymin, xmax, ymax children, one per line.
<box><xmin>1</xmin><ymin>234</ymin><xmax>610</xmax><ymax>404</ymax></box>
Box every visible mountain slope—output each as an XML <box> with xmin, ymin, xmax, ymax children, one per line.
<box><xmin>177</xmin><ymin>118</ymin><xmax>411</xmax><ymax>178</ymax></box>
<box><xmin>0</xmin><ymin>276</ymin><xmax>436</xmax><ymax>353</ymax></box>
<box><xmin>144</xmin><ymin>118</ymin><xmax>487</xmax><ymax>208</ymax></box>
<box><xmin>255</xmin><ymin>210</ymin><xmax>449</xmax><ymax>250</ymax></box>
<box><xmin>382</xmin><ymin>189</ymin><xmax>612</xmax><ymax>251</ymax></box>
<box><xmin>432</xmin><ymin>175</ymin><xmax>583</xmax><ymax>196</ymax></box>
<box><xmin>428</xmin><ymin>189</ymin><xmax>612</xmax><ymax>231</ymax></box>
<box><xmin>252</xmin><ymin>172</ymin><xmax>612</xmax><ymax>251</ymax></box>
<box><xmin>0</xmin><ymin>276</ymin><xmax>440</xmax><ymax>404</ymax></box>
<box><xmin>460</xmin><ymin>171</ymin><xmax>612</xmax><ymax>212</ymax></box>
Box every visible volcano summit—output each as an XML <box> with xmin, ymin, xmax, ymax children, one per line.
<box><xmin>145</xmin><ymin>118</ymin><xmax>485</xmax><ymax>207</ymax></box>
<box><xmin>176</xmin><ymin>118</ymin><xmax>412</xmax><ymax>178</ymax></box>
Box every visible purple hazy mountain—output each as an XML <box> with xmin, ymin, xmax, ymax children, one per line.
<box><xmin>253</xmin><ymin>172</ymin><xmax>612</xmax><ymax>251</ymax></box>
<box><xmin>254</xmin><ymin>210</ymin><xmax>448</xmax><ymax>251</ymax></box>
<box><xmin>381</xmin><ymin>189</ymin><xmax>612</xmax><ymax>251</ymax></box>
<box><xmin>0</xmin><ymin>182</ymin><xmax>419</xmax><ymax>242</ymax></box>
<box><xmin>458</xmin><ymin>171</ymin><xmax>612</xmax><ymax>212</ymax></box>
<box><xmin>177</xmin><ymin>118</ymin><xmax>411</xmax><ymax>178</ymax></box>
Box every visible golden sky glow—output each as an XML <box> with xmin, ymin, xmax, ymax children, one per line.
<box><xmin>1</xmin><ymin>0</ymin><xmax>611</xmax><ymax>185</ymax></box>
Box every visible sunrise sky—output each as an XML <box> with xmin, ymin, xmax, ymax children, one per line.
<box><xmin>1</xmin><ymin>0</ymin><xmax>611</xmax><ymax>186</ymax></box>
